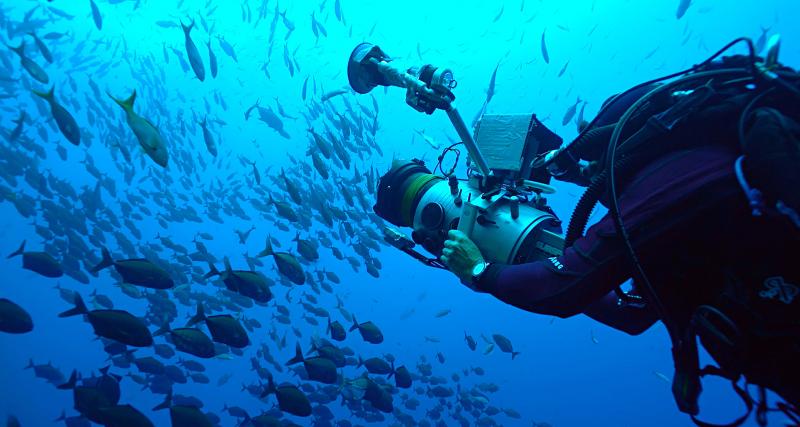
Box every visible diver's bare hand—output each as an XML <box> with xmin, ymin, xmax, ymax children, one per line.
<box><xmin>440</xmin><ymin>230</ymin><xmax>485</xmax><ymax>284</ymax></box>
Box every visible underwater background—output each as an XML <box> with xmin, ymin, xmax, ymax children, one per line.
<box><xmin>0</xmin><ymin>0</ymin><xmax>798</xmax><ymax>426</ymax></box>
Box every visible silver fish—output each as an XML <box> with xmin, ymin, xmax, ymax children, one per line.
<box><xmin>541</xmin><ymin>29</ymin><xmax>550</xmax><ymax>64</ymax></box>
<box><xmin>562</xmin><ymin>97</ymin><xmax>582</xmax><ymax>126</ymax></box>
<box><xmin>90</xmin><ymin>0</ymin><xmax>103</xmax><ymax>30</ymax></box>
<box><xmin>676</xmin><ymin>0</ymin><xmax>691</xmax><ymax>19</ymax></box>
<box><xmin>181</xmin><ymin>19</ymin><xmax>205</xmax><ymax>81</ymax></box>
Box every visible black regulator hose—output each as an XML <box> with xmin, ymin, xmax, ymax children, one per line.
<box><xmin>564</xmin><ymin>170</ymin><xmax>606</xmax><ymax>247</ymax></box>
<box><xmin>567</xmin><ymin>124</ymin><xmax>617</xmax><ymax>162</ymax></box>
<box><xmin>564</xmin><ymin>156</ymin><xmax>637</xmax><ymax>247</ymax></box>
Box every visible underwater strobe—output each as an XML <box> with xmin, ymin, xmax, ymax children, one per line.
<box><xmin>348</xmin><ymin>43</ymin><xmax>566</xmax><ymax>268</ymax></box>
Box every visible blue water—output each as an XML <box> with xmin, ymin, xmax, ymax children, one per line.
<box><xmin>1</xmin><ymin>0</ymin><xmax>798</xmax><ymax>426</ymax></box>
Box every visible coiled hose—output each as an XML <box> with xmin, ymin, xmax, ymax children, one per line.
<box><xmin>564</xmin><ymin>156</ymin><xmax>634</xmax><ymax>247</ymax></box>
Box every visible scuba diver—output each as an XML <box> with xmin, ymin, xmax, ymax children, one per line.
<box><xmin>439</xmin><ymin>39</ymin><xmax>800</xmax><ymax>426</ymax></box>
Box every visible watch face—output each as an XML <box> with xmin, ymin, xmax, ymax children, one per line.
<box><xmin>472</xmin><ymin>262</ymin><xmax>486</xmax><ymax>277</ymax></box>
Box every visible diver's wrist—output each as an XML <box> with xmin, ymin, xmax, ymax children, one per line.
<box><xmin>475</xmin><ymin>262</ymin><xmax>505</xmax><ymax>293</ymax></box>
<box><xmin>469</xmin><ymin>260</ymin><xmax>492</xmax><ymax>291</ymax></box>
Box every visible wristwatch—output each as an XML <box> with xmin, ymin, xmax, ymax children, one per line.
<box><xmin>470</xmin><ymin>261</ymin><xmax>492</xmax><ymax>290</ymax></box>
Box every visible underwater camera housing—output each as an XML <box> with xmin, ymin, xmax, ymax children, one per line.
<box><xmin>348</xmin><ymin>43</ymin><xmax>566</xmax><ymax>267</ymax></box>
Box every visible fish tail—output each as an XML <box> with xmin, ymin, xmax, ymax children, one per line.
<box><xmin>187</xmin><ymin>304</ymin><xmax>205</xmax><ymax>326</ymax></box>
<box><xmin>348</xmin><ymin>315</ymin><xmax>358</xmax><ymax>332</ymax></box>
<box><xmin>55</xmin><ymin>411</ymin><xmax>66</xmax><ymax>422</ymax></box>
<box><xmin>153</xmin><ymin>322</ymin><xmax>172</xmax><ymax>338</ymax></box>
<box><xmin>326</xmin><ymin>316</ymin><xmax>332</xmax><ymax>335</ymax></box>
<box><xmin>286</xmin><ymin>342</ymin><xmax>304</xmax><ymax>365</ymax></box>
<box><xmin>90</xmin><ymin>247</ymin><xmax>114</xmax><ymax>273</ymax></box>
<box><xmin>25</xmin><ymin>358</ymin><xmax>34</xmax><ymax>369</ymax></box>
<box><xmin>108</xmin><ymin>90</ymin><xmax>137</xmax><ymax>112</ymax></box>
<box><xmin>152</xmin><ymin>389</ymin><xmax>172</xmax><ymax>411</ymax></box>
<box><xmin>58</xmin><ymin>294</ymin><xmax>88</xmax><ymax>318</ymax></box>
<box><xmin>257</xmin><ymin>237</ymin><xmax>273</xmax><ymax>258</ymax></box>
<box><xmin>32</xmin><ymin>85</ymin><xmax>55</xmax><ymax>101</ymax></box>
<box><xmin>204</xmin><ymin>262</ymin><xmax>220</xmax><ymax>278</ymax></box>
<box><xmin>356</xmin><ymin>356</ymin><xmax>364</xmax><ymax>369</ymax></box>
<box><xmin>512</xmin><ymin>351</ymin><xmax>521</xmax><ymax>360</ymax></box>
<box><xmin>57</xmin><ymin>370</ymin><xmax>77</xmax><ymax>390</ymax></box>
<box><xmin>180</xmin><ymin>18</ymin><xmax>194</xmax><ymax>34</ymax></box>
<box><xmin>7</xmin><ymin>240</ymin><xmax>25</xmax><ymax>258</ymax></box>
<box><xmin>7</xmin><ymin>41</ymin><xmax>24</xmax><ymax>56</ymax></box>
<box><xmin>388</xmin><ymin>361</ymin><xmax>395</xmax><ymax>379</ymax></box>
<box><xmin>260</xmin><ymin>375</ymin><xmax>276</xmax><ymax>398</ymax></box>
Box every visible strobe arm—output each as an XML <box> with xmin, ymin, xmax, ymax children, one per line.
<box><xmin>347</xmin><ymin>42</ymin><xmax>493</xmax><ymax>178</ymax></box>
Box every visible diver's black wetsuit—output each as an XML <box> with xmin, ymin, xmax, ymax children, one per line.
<box><xmin>478</xmin><ymin>139</ymin><xmax>800</xmax><ymax>404</ymax></box>
<box><xmin>481</xmin><ymin>140</ymin><xmax>800</xmax><ymax>324</ymax></box>
<box><xmin>480</xmin><ymin>144</ymin><xmax>737</xmax><ymax>326</ymax></box>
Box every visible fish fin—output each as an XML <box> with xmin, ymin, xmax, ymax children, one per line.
<box><xmin>153</xmin><ymin>389</ymin><xmax>172</xmax><ymax>411</ymax></box>
<box><xmin>348</xmin><ymin>315</ymin><xmax>358</xmax><ymax>332</ymax></box>
<box><xmin>7</xmin><ymin>240</ymin><xmax>25</xmax><ymax>258</ymax></box>
<box><xmin>7</xmin><ymin>42</ymin><xmax>25</xmax><ymax>56</ymax></box>
<box><xmin>286</xmin><ymin>342</ymin><xmax>304</xmax><ymax>365</ymax></box>
<box><xmin>153</xmin><ymin>322</ymin><xmax>171</xmax><ymax>337</ymax></box>
<box><xmin>203</xmin><ymin>262</ymin><xmax>220</xmax><ymax>279</ymax></box>
<box><xmin>108</xmin><ymin>90</ymin><xmax>137</xmax><ymax>112</ymax></box>
<box><xmin>57</xmin><ymin>370</ymin><xmax>77</xmax><ymax>390</ymax></box>
<box><xmin>306</xmin><ymin>342</ymin><xmax>318</xmax><ymax>356</ymax></box>
<box><xmin>257</xmin><ymin>237</ymin><xmax>273</xmax><ymax>258</ymax></box>
<box><xmin>223</xmin><ymin>256</ymin><xmax>233</xmax><ymax>275</ymax></box>
<box><xmin>260</xmin><ymin>374</ymin><xmax>276</xmax><ymax>398</ymax></box>
<box><xmin>90</xmin><ymin>247</ymin><xmax>114</xmax><ymax>273</ymax></box>
<box><xmin>187</xmin><ymin>303</ymin><xmax>205</xmax><ymax>326</ymax></box>
<box><xmin>512</xmin><ymin>351</ymin><xmax>521</xmax><ymax>360</ymax></box>
<box><xmin>32</xmin><ymin>85</ymin><xmax>55</xmax><ymax>101</ymax></box>
<box><xmin>59</xmin><ymin>294</ymin><xmax>88</xmax><ymax>317</ymax></box>
<box><xmin>180</xmin><ymin>18</ymin><xmax>194</xmax><ymax>34</ymax></box>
